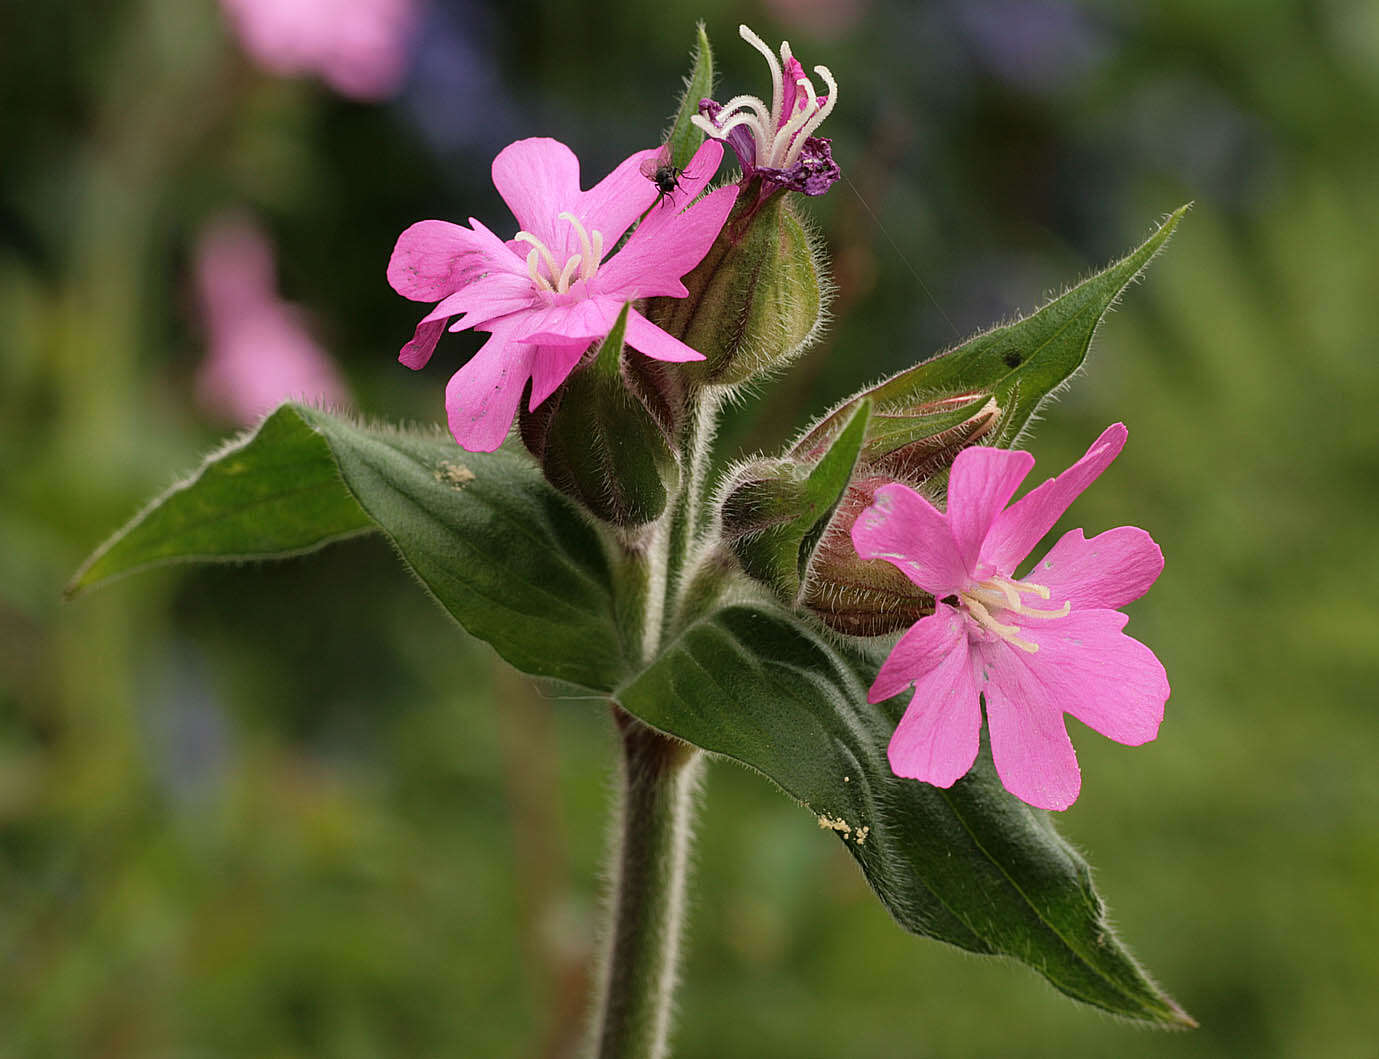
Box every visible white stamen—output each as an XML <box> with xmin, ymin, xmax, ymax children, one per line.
<box><xmin>959</xmin><ymin>572</ymin><xmax>1072</xmax><ymax>653</ymax></box>
<box><xmin>517</xmin><ymin>217</ymin><xmax>605</xmax><ymax>293</ymax></box>
<box><xmin>555</xmin><ymin>253</ymin><xmax>582</xmax><ymax>293</ymax></box>
<box><xmin>714</xmin><ymin>111</ymin><xmax>771</xmax><ymax>148</ymax></box>
<box><xmin>775</xmin><ymin>79</ymin><xmax>819</xmax><ymax>166</ymax></box>
<box><xmin>559</xmin><ymin>212</ymin><xmax>594</xmax><ymax>278</ymax></box>
<box><xmin>515</xmin><ymin>231</ymin><xmax>559</xmax><ymax>284</ymax></box>
<box><xmin>792</xmin><ymin>65</ymin><xmax>837</xmax><ymax>154</ymax></box>
<box><xmin>739</xmin><ymin>24</ymin><xmax>783</xmax><ymax>132</ymax></box>
<box><xmin>717</xmin><ymin>93</ymin><xmax>773</xmax><ymax>129</ymax></box>
<box><xmin>525</xmin><ymin>248</ymin><xmax>552</xmax><ymax>293</ymax></box>
<box><xmin>584</xmin><ymin>229</ymin><xmax>603</xmax><ymax>281</ymax></box>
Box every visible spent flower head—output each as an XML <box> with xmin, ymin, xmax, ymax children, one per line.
<box><xmin>852</xmin><ymin>425</ymin><xmax>1169</xmax><ymax>811</ymax></box>
<box><xmin>692</xmin><ymin>24</ymin><xmax>841</xmax><ymax>197</ymax></box>
<box><xmin>388</xmin><ymin>137</ymin><xmax>737</xmax><ymax>451</ymax></box>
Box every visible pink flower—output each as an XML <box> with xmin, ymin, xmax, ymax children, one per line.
<box><xmin>388</xmin><ymin>137</ymin><xmax>738</xmax><ymax>452</ymax></box>
<box><xmin>195</xmin><ymin>216</ymin><xmax>349</xmax><ymax>427</ymax></box>
<box><xmin>693</xmin><ymin>25</ymin><xmax>840</xmax><ymax>196</ymax></box>
<box><xmin>219</xmin><ymin>0</ymin><xmax>419</xmax><ymax>101</ymax></box>
<box><xmin>851</xmin><ymin>424</ymin><xmax>1169</xmax><ymax>811</ymax></box>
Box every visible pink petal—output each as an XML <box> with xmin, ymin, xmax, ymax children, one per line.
<box><xmin>399</xmin><ymin>316</ymin><xmax>448</xmax><ymax>369</ymax></box>
<box><xmin>873</xmin><ymin>607</ymin><xmax>983</xmax><ymax>789</ymax></box>
<box><xmin>851</xmin><ymin>482</ymin><xmax>970</xmax><ymax>597</ymax></box>
<box><xmin>575</xmin><ymin>148</ymin><xmax>661</xmax><ymax>251</ymax></box>
<box><xmin>435</xmin><ymin>272</ymin><xmax>533</xmax><ymax>331</ymax></box>
<box><xmin>1022</xmin><ymin>608</ymin><xmax>1168</xmax><ymax>747</ymax></box>
<box><xmin>515</xmin><ymin>297</ymin><xmax>622</xmax><ymax>345</ymax></box>
<box><xmin>976</xmin><ymin>640</ymin><xmax>1082</xmax><ymax>811</ymax></box>
<box><xmin>668</xmin><ymin>139</ymin><xmax>726</xmax><ymax>204</ymax></box>
<box><xmin>947</xmin><ymin>446</ymin><xmax>1035</xmax><ymax>570</ymax></box>
<box><xmin>1032</xmin><ymin>526</ymin><xmax>1164</xmax><ymax>611</ymax></box>
<box><xmin>598</xmin><ymin>180</ymin><xmax>739</xmax><ymax>300</ymax></box>
<box><xmin>623</xmin><ymin>309</ymin><xmax>705</xmax><ymax>363</ymax></box>
<box><xmin>982</xmin><ymin>423</ymin><xmax>1128</xmax><ymax>574</ymax></box>
<box><xmin>529</xmin><ymin>342</ymin><xmax>590</xmax><ymax>408</ymax></box>
<box><xmin>443</xmin><ymin>320</ymin><xmax>535</xmax><ymax>452</ymax></box>
<box><xmin>491</xmin><ymin>138</ymin><xmax>582</xmax><ymax>251</ymax></box>
<box><xmin>388</xmin><ymin>220</ymin><xmax>515</xmax><ymax>301</ymax></box>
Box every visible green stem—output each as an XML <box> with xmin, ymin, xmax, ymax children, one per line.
<box><xmin>660</xmin><ymin>392</ymin><xmax>720</xmax><ymax>646</ymax></box>
<box><xmin>588</xmin><ymin>708</ymin><xmax>703</xmax><ymax>1059</ymax></box>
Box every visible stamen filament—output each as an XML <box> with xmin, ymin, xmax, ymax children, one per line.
<box><xmin>717</xmin><ymin>93</ymin><xmax>773</xmax><ymax>128</ymax></box>
<box><xmin>739</xmin><ymin>24</ymin><xmax>784</xmax><ymax>131</ymax></box>
<box><xmin>1016</xmin><ymin>601</ymin><xmax>1071</xmax><ymax>620</ymax></box>
<box><xmin>775</xmin><ymin>80</ymin><xmax>817</xmax><ymax>166</ymax></box>
<box><xmin>556</xmin><ymin>253</ymin><xmax>582</xmax><ymax>293</ymax></box>
<box><xmin>963</xmin><ymin>596</ymin><xmax>1020</xmax><ymax>638</ymax></box>
<box><xmin>525</xmin><ymin>248</ymin><xmax>552</xmax><ymax>293</ymax></box>
<box><xmin>794</xmin><ymin>65</ymin><xmax>837</xmax><ymax>147</ymax></box>
<box><xmin>515</xmin><ymin>231</ymin><xmax>560</xmax><ymax>285</ymax></box>
<box><xmin>583</xmin><ymin>230</ymin><xmax>603</xmax><ymax>282</ymax></box>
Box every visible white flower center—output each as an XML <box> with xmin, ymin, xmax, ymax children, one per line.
<box><xmin>514</xmin><ymin>212</ymin><xmax>604</xmax><ymax>295</ymax></box>
<box><xmin>958</xmin><ymin>575</ymin><xmax>1070</xmax><ymax>654</ymax></box>
<box><xmin>691</xmin><ymin>24</ymin><xmax>837</xmax><ymax>171</ymax></box>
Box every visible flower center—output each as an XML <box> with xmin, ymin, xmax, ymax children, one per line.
<box><xmin>957</xmin><ymin>575</ymin><xmax>1070</xmax><ymax>654</ymax></box>
<box><xmin>514</xmin><ymin>212</ymin><xmax>604</xmax><ymax>296</ymax></box>
<box><xmin>691</xmin><ymin>24</ymin><xmax>837</xmax><ymax>170</ymax></box>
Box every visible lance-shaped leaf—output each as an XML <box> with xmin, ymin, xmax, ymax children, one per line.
<box><xmin>720</xmin><ymin>400</ymin><xmax>870</xmax><ymax>599</ymax></box>
<box><xmin>803</xmin><ymin>206</ymin><xmax>1188</xmax><ymax>454</ymax></box>
<box><xmin>68</xmin><ymin>404</ymin><xmax>629</xmax><ymax>691</ymax></box>
<box><xmin>664</xmin><ymin>22</ymin><xmax>714</xmax><ymax>171</ymax></box>
<box><xmin>519</xmin><ymin>303</ymin><xmax>679</xmax><ymax>527</ymax></box>
<box><xmin>616</xmin><ymin>603</ymin><xmax>1193</xmax><ymax>1026</ymax></box>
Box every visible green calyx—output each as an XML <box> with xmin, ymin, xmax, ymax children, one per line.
<box><xmin>645</xmin><ymin>189</ymin><xmax>826</xmax><ymax>388</ymax></box>
<box><xmin>720</xmin><ymin>400</ymin><xmax>869</xmax><ymax>600</ymax></box>
<box><xmin>519</xmin><ymin>303</ymin><xmax>679</xmax><ymax>528</ymax></box>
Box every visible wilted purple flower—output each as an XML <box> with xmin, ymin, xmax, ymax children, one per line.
<box><xmin>693</xmin><ymin>24</ymin><xmax>841</xmax><ymax>197</ymax></box>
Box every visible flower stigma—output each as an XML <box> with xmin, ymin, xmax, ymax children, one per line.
<box><xmin>957</xmin><ymin>575</ymin><xmax>1071</xmax><ymax>654</ymax></box>
<box><xmin>514</xmin><ymin>212</ymin><xmax>605</xmax><ymax>295</ymax></box>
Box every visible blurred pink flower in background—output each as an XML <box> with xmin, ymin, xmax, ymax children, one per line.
<box><xmin>195</xmin><ymin>216</ymin><xmax>349</xmax><ymax>426</ymax></box>
<box><xmin>761</xmin><ymin>0</ymin><xmax>869</xmax><ymax>36</ymax></box>
<box><xmin>219</xmin><ymin>0</ymin><xmax>419</xmax><ymax>100</ymax></box>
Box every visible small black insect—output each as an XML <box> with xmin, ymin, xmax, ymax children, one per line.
<box><xmin>639</xmin><ymin>145</ymin><xmax>714</xmax><ymax>209</ymax></box>
<box><xmin>640</xmin><ymin>146</ymin><xmax>688</xmax><ymax>209</ymax></box>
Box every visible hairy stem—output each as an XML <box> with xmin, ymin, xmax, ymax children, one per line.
<box><xmin>660</xmin><ymin>392</ymin><xmax>721</xmax><ymax>646</ymax></box>
<box><xmin>588</xmin><ymin>708</ymin><xmax>703</xmax><ymax>1059</ymax></box>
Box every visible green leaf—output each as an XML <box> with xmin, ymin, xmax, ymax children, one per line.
<box><xmin>616</xmin><ymin>604</ymin><xmax>1193</xmax><ymax>1026</ymax></box>
<box><xmin>70</xmin><ymin>404</ymin><xmax>629</xmax><ymax>692</ymax></box>
<box><xmin>807</xmin><ymin>206</ymin><xmax>1189</xmax><ymax>451</ymax></box>
<box><xmin>664</xmin><ymin>22</ymin><xmax>714</xmax><ymax>171</ymax></box>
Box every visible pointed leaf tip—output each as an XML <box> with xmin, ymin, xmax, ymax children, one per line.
<box><xmin>666</xmin><ymin>23</ymin><xmax>715</xmax><ymax>171</ymax></box>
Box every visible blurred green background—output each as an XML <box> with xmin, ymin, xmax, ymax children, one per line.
<box><xmin>4</xmin><ymin>0</ymin><xmax>1378</xmax><ymax>1055</ymax></box>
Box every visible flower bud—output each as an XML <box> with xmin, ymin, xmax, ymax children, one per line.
<box><xmin>793</xmin><ymin>393</ymin><xmax>1001</xmax><ymax>636</ymax></box>
<box><xmin>794</xmin><ymin>391</ymin><xmax>1000</xmax><ymax>486</ymax></box>
<box><xmin>798</xmin><ymin>476</ymin><xmax>934</xmax><ymax>637</ymax></box>
<box><xmin>642</xmin><ymin>190</ymin><xmax>827</xmax><ymax>388</ymax></box>
<box><xmin>718</xmin><ymin>401</ymin><xmax>868</xmax><ymax>600</ymax></box>
<box><xmin>519</xmin><ymin>304</ymin><xmax>678</xmax><ymax>527</ymax></box>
